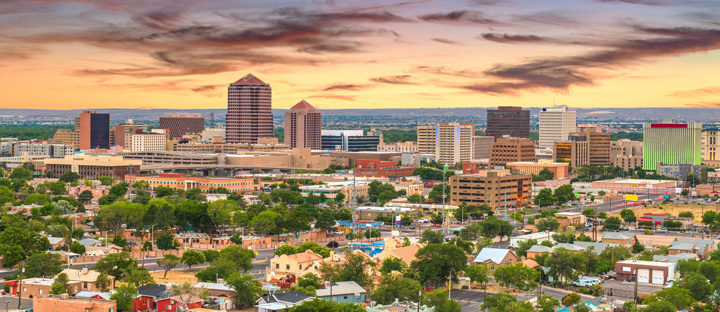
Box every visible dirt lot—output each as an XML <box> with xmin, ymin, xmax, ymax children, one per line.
<box><xmin>609</xmin><ymin>203</ymin><xmax>720</xmax><ymax>224</ymax></box>
<box><xmin>150</xmin><ymin>271</ymin><xmax>198</xmax><ymax>284</ymax></box>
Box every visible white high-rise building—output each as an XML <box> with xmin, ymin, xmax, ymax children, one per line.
<box><xmin>434</xmin><ymin>123</ymin><xmax>474</xmax><ymax>166</ymax></box>
<box><xmin>539</xmin><ymin>106</ymin><xmax>576</xmax><ymax>150</ymax></box>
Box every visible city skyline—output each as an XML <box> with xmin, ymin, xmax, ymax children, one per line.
<box><xmin>0</xmin><ymin>0</ymin><xmax>719</xmax><ymax>110</ymax></box>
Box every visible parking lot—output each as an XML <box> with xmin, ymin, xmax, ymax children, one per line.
<box><xmin>601</xmin><ymin>280</ymin><xmax>664</xmax><ymax>299</ymax></box>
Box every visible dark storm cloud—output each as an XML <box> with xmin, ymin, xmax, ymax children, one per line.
<box><xmin>418</xmin><ymin>10</ymin><xmax>500</xmax><ymax>25</ymax></box>
<box><xmin>371</xmin><ymin>74</ymin><xmax>415</xmax><ymax>84</ymax></box>
<box><xmin>480</xmin><ymin>33</ymin><xmax>546</xmax><ymax>43</ymax></box>
<box><xmin>432</xmin><ymin>38</ymin><xmax>459</xmax><ymax>44</ymax></box>
<box><xmin>323</xmin><ymin>84</ymin><xmax>367</xmax><ymax>91</ymax></box>
<box><xmin>462</xmin><ymin>26</ymin><xmax>720</xmax><ymax>95</ymax></box>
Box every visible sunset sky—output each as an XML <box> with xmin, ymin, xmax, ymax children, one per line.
<box><xmin>1</xmin><ymin>0</ymin><xmax>719</xmax><ymax>110</ymax></box>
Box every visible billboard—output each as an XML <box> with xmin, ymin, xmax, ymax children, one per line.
<box><xmin>625</xmin><ymin>194</ymin><xmax>638</xmax><ymax>201</ymax></box>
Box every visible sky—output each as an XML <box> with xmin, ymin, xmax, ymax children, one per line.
<box><xmin>0</xmin><ymin>0</ymin><xmax>719</xmax><ymax>110</ymax></box>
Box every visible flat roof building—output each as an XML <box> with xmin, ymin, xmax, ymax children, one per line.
<box><xmin>643</xmin><ymin>122</ymin><xmax>701</xmax><ymax>170</ymax></box>
<box><xmin>506</xmin><ymin>160</ymin><xmax>569</xmax><ymax>179</ymax></box>
<box><xmin>159</xmin><ymin>113</ymin><xmax>204</xmax><ymax>139</ymax></box>
<box><xmin>486</xmin><ymin>106</ymin><xmax>530</xmax><ymax>139</ymax></box>
<box><xmin>78</xmin><ymin>110</ymin><xmax>110</xmax><ymax>150</ymax></box>
<box><xmin>45</xmin><ymin>155</ymin><xmax>141</xmax><ymax>179</ymax></box>
<box><xmin>449</xmin><ymin>169</ymin><xmax>531</xmax><ymax>210</ymax></box>
<box><xmin>489</xmin><ymin>137</ymin><xmax>535</xmax><ymax>167</ymax></box>
<box><xmin>539</xmin><ymin>106</ymin><xmax>576</xmax><ymax>150</ymax></box>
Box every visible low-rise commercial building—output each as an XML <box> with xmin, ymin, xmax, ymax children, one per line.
<box><xmin>590</xmin><ymin>178</ymin><xmax>677</xmax><ymax>194</ymax></box>
<box><xmin>33</xmin><ymin>296</ymin><xmax>116</xmax><ymax>312</ymax></box>
<box><xmin>489</xmin><ymin>137</ymin><xmax>535</xmax><ymax>166</ymax></box>
<box><xmin>377</xmin><ymin>141</ymin><xmax>417</xmax><ymax>153</ymax></box>
<box><xmin>45</xmin><ymin>155</ymin><xmax>141</xmax><ymax>179</ymax></box>
<box><xmin>126</xmin><ymin>174</ymin><xmax>254</xmax><ymax>193</ymax></box>
<box><xmin>614</xmin><ymin>260</ymin><xmax>676</xmax><ymax>285</ymax></box>
<box><xmin>14</xmin><ymin>143</ymin><xmax>74</xmax><ymax>158</ymax></box>
<box><xmin>355</xmin><ymin>159</ymin><xmax>416</xmax><ymax>178</ymax></box>
<box><xmin>322</xmin><ymin>130</ymin><xmax>380</xmax><ymax>152</ymax></box>
<box><xmin>299</xmin><ymin>181</ymin><xmax>370</xmax><ymax>204</ymax></box>
<box><xmin>506</xmin><ymin>160</ymin><xmax>569</xmax><ymax>179</ymax></box>
<box><xmin>130</xmin><ymin>133</ymin><xmax>168</xmax><ymax>152</ymax></box>
<box><xmin>449</xmin><ymin>168</ymin><xmax>531</xmax><ymax>210</ymax></box>
<box><xmin>656</xmin><ymin>162</ymin><xmax>707</xmax><ymax>182</ymax></box>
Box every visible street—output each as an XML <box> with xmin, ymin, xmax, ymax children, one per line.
<box><xmin>0</xmin><ymin>296</ymin><xmax>32</xmax><ymax>311</ymax></box>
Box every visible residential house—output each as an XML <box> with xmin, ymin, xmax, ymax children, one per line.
<box><xmin>316</xmin><ymin>281</ymin><xmax>367</xmax><ymax>303</ymax></box>
<box><xmin>525</xmin><ymin>245</ymin><xmax>552</xmax><ymax>260</ymax></box>
<box><xmin>47</xmin><ymin>236</ymin><xmax>66</xmax><ymax>250</ymax></box>
<box><xmin>16</xmin><ymin>278</ymin><xmax>82</xmax><ymax>298</ymax></box>
<box><xmin>473</xmin><ymin>248</ymin><xmax>518</xmax><ymax>269</ymax></box>
<box><xmin>157</xmin><ymin>295</ymin><xmax>203</xmax><ymax>312</ymax></box>
<box><xmin>74</xmin><ymin>291</ymin><xmax>112</xmax><ymax>301</ymax></box>
<box><xmin>256</xmin><ymin>292</ymin><xmax>313</xmax><ymax>312</ymax></box>
<box><xmin>374</xmin><ymin>238</ymin><xmax>422</xmax><ymax>266</ymax></box>
<box><xmin>601</xmin><ymin>232</ymin><xmax>635</xmax><ymax>246</ymax></box>
<box><xmin>653</xmin><ymin>253</ymin><xmax>698</xmax><ymax>263</ymax></box>
<box><xmin>572</xmin><ymin>241</ymin><xmax>616</xmax><ymax>255</ymax></box>
<box><xmin>509</xmin><ymin>232</ymin><xmax>557</xmax><ymax>248</ymax></box>
<box><xmin>77</xmin><ymin>238</ymin><xmax>101</xmax><ymax>247</ymax></box>
<box><xmin>267</xmin><ymin>250</ymin><xmax>323</xmax><ymax>281</ymax></box>
<box><xmin>133</xmin><ymin>284</ymin><xmax>168</xmax><ymax>311</ymax></box>
<box><xmin>59</xmin><ymin>268</ymin><xmax>114</xmax><ymax>292</ymax></box>
<box><xmin>194</xmin><ymin>282</ymin><xmax>236</xmax><ymax>310</ymax></box>
<box><xmin>669</xmin><ymin>239</ymin><xmax>715</xmax><ymax>258</ymax></box>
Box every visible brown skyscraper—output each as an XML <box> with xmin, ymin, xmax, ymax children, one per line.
<box><xmin>226</xmin><ymin>73</ymin><xmax>273</xmax><ymax>144</ymax></box>
<box><xmin>486</xmin><ymin>106</ymin><xmax>530</xmax><ymax>139</ymax></box>
<box><xmin>284</xmin><ymin>100</ymin><xmax>321</xmax><ymax>149</ymax></box>
<box><xmin>78</xmin><ymin>110</ymin><xmax>110</xmax><ymax>150</ymax></box>
<box><xmin>159</xmin><ymin>113</ymin><xmax>204</xmax><ymax>138</ymax></box>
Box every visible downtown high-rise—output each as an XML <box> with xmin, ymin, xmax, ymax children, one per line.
<box><xmin>226</xmin><ymin>73</ymin><xmax>274</xmax><ymax>144</ymax></box>
<box><xmin>79</xmin><ymin>110</ymin><xmax>110</xmax><ymax>150</ymax></box>
<box><xmin>486</xmin><ymin>106</ymin><xmax>530</xmax><ymax>139</ymax></box>
<box><xmin>284</xmin><ymin>100</ymin><xmax>321</xmax><ymax>149</ymax></box>
<box><xmin>539</xmin><ymin>106</ymin><xmax>576</xmax><ymax>150</ymax></box>
<box><xmin>643</xmin><ymin>122</ymin><xmax>701</xmax><ymax>170</ymax></box>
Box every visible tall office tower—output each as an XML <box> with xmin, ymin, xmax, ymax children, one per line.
<box><xmin>78</xmin><ymin>110</ymin><xmax>110</xmax><ymax>150</ymax></box>
<box><xmin>284</xmin><ymin>100</ymin><xmax>321</xmax><ymax>149</ymax></box>
<box><xmin>226</xmin><ymin>73</ymin><xmax>273</xmax><ymax>144</ymax></box>
<box><xmin>486</xmin><ymin>106</ymin><xmax>530</xmax><ymax>139</ymax></box>
<box><xmin>489</xmin><ymin>137</ymin><xmax>536</xmax><ymax>166</ymax></box>
<box><xmin>539</xmin><ymin>106</ymin><xmax>576</xmax><ymax>150</ymax></box>
<box><xmin>569</xmin><ymin>128</ymin><xmax>611</xmax><ymax>166</ymax></box>
<box><xmin>434</xmin><ymin>123</ymin><xmax>474</xmax><ymax>166</ymax></box>
<box><xmin>701</xmin><ymin>127</ymin><xmax>720</xmax><ymax>166</ymax></box>
<box><xmin>417</xmin><ymin>125</ymin><xmax>436</xmax><ymax>154</ymax></box>
<box><xmin>554</xmin><ymin>141</ymin><xmax>590</xmax><ymax>168</ymax></box>
<box><xmin>159</xmin><ymin>113</ymin><xmax>205</xmax><ymax>138</ymax></box>
<box><xmin>643</xmin><ymin>122</ymin><xmax>701</xmax><ymax>170</ymax></box>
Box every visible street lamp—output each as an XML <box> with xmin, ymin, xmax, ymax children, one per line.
<box><xmin>17</xmin><ymin>267</ymin><xmax>24</xmax><ymax>309</ymax></box>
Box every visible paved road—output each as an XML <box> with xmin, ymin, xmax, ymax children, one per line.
<box><xmin>0</xmin><ymin>296</ymin><xmax>32</xmax><ymax>311</ymax></box>
<box><xmin>450</xmin><ymin>289</ymin><xmax>486</xmax><ymax>311</ymax></box>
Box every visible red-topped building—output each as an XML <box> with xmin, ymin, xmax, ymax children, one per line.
<box><xmin>355</xmin><ymin>159</ymin><xmax>415</xmax><ymax>178</ymax></box>
<box><xmin>284</xmin><ymin>100</ymin><xmax>322</xmax><ymax>149</ymax></box>
<box><xmin>226</xmin><ymin>73</ymin><xmax>274</xmax><ymax>144</ymax></box>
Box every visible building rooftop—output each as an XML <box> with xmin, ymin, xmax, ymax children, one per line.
<box><xmin>474</xmin><ymin>248</ymin><xmax>513</xmax><ymax>264</ymax></box>
<box><xmin>316</xmin><ymin>281</ymin><xmax>366</xmax><ymax>297</ymax></box>
<box><xmin>290</xmin><ymin>100</ymin><xmax>316</xmax><ymax>110</ymax></box>
<box><xmin>232</xmin><ymin>73</ymin><xmax>267</xmax><ymax>85</ymax></box>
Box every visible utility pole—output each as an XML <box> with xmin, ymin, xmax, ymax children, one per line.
<box><xmin>442</xmin><ymin>165</ymin><xmax>448</xmax><ymax>236</ymax></box>
<box><xmin>633</xmin><ymin>268</ymin><xmax>639</xmax><ymax>304</ymax></box>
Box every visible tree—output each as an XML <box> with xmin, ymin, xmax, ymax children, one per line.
<box><xmin>643</xmin><ymin>286</ymin><xmax>694</xmax><ymax>310</ymax></box>
<box><xmin>124</xmin><ymin>267</ymin><xmax>155</xmax><ymax>287</ymax></box>
<box><xmin>632</xmin><ymin>238</ymin><xmax>645</xmax><ymax>253</ymax></box>
<box><xmin>465</xmin><ymin>263</ymin><xmax>489</xmax><ymax>293</ymax></box>
<box><xmin>536</xmin><ymin>217</ymin><xmax>560</xmax><ymax>232</ymax></box>
<box><xmin>682</xmin><ymin>271</ymin><xmax>711</xmax><ymax>301</ymax></box>
<box><xmin>554</xmin><ymin>185</ymin><xmax>576</xmax><ymax>204</ymax></box>
<box><xmin>59</xmin><ymin>171</ymin><xmax>80</xmax><ymax>183</ymax></box>
<box><xmin>411</xmin><ymin>243</ymin><xmax>467</xmax><ymax>287</ymax></box>
<box><xmin>52</xmin><ymin>272</ymin><xmax>70</xmax><ymax>294</ymax></box>
<box><xmin>515</xmin><ymin>239</ymin><xmax>538</xmax><ymax>257</ymax></box>
<box><xmin>336</xmin><ymin>252</ymin><xmax>374</xmax><ymax>288</ymax></box>
<box><xmin>493</xmin><ymin>262</ymin><xmax>538</xmax><ymax>291</ymax></box>
<box><xmin>297</xmin><ymin>242</ymin><xmax>331</xmax><ymax>258</ymax></box>
<box><xmin>23</xmin><ymin>193</ymin><xmax>50</xmax><ymax>205</ymax></box>
<box><xmin>372</xmin><ymin>273</ymin><xmax>422</xmax><ymax>305</ymax></box>
<box><xmin>10</xmin><ymin>167</ymin><xmax>32</xmax><ymax>181</ymax></box>
<box><xmin>534</xmin><ymin>188</ymin><xmax>557</xmax><ymax>207</ymax></box>
<box><xmin>482</xmin><ymin>293</ymin><xmax>534</xmax><ymax>312</ymax></box>
<box><xmin>620</xmin><ymin>209</ymin><xmax>636</xmax><ymax>223</ymax></box>
<box><xmin>275</xmin><ymin>244</ymin><xmax>298</xmax><ymax>256</ymax></box>
<box><xmin>95</xmin><ymin>273</ymin><xmax>111</xmax><ymax>292</ymax></box>
<box><xmin>155</xmin><ymin>232</ymin><xmax>178</xmax><ymax>250</ymax></box>
<box><xmin>407</xmin><ymin>194</ymin><xmax>425</xmax><ymax>204</ymax></box>
<box><xmin>226</xmin><ymin>272</ymin><xmax>262</xmax><ymax>309</ymax></box>
<box><xmin>423</xmin><ymin>289</ymin><xmax>462</xmax><ymax>312</ymax></box>
<box><xmin>603</xmin><ymin>217</ymin><xmax>622</xmax><ymax>231</ymax></box>
<box><xmin>22</xmin><ymin>252</ymin><xmax>64</xmax><ymax>278</ymax></box>
<box><xmin>218</xmin><ymin>245</ymin><xmax>255</xmax><ymax>272</ymax></box>
<box><xmin>158</xmin><ymin>254</ymin><xmax>181</xmax><ymax>278</ymax></box>
<box><xmin>533</xmin><ymin>168</ymin><xmax>554</xmax><ymax>181</ymax></box>
<box><xmin>69</xmin><ymin>241</ymin><xmax>86</xmax><ymax>255</ymax></box>
<box><xmin>251</xmin><ymin>210</ymin><xmax>281</xmax><ymax>236</ymax></box>
<box><xmin>379</xmin><ymin>256</ymin><xmax>407</xmax><ymax>275</ymax></box>
<box><xmin>181</xmin><ymin>249</ymin><xmax>206</xmax><ymax>270</ymax></box>
<box><xmin>286</xmin><ymin>298</ymin><xmax>364</xmax><ymax>312</ymax></box>
<box><xmin>230</xmin><ymin>233</ymin><xmax>243</xmax><ymax>245</ymax></box>
<box><xmin>78</xmin><ymin>190</ymin><xmax>93</xmax><ymax>203</ymax></box>
<box><xmin>428</xmin><ymin>183</ymin><xmax>450</xmax><ymax>203</ymax></box>
<box><xmin>201</xmin><ymin>249</ymin><xmax>219</xmax><ymax>263</ymax></box>
<box><xmin>536</xmin><ymin>248</ymin><xmax>585</xmax><ymax>287</ymax></box>
<box><xmin>111</xmin><ymin>285</ymin><xmax>137</xmax><ymax>312</ymax></box>
<box><xmin>562</xmin><ymin>293</ymin><xmax>581</xmax><ymax>306</ymax></box>
<box><xmin>98</xmin><ymin>176</ymin><xmax>113</xmax><ymax>186</ymax></box>
<box><xmin>678</xmin><ymin>211</ymin><xmax>693</xmax><ymax>218</ymax></box>
<box><xmin>297</xmin><ymin>273</ymin><xmax>322</xmax><ymax>289</ymax></box>
<box><xmin>314</xmin><ymin>209</ymin><xmax>336</xmax><ymax>234</ymax></box>
<box><xmin>94</xmin><ymin>252</ymin><xmax>137</xmax><ymax>287</ymax></box>
<box><xmin>207</xmin><ymin>200</ymin><xmax>235</xmax><ymax>234</ymax></box>
<box><xmin>420</xmin><ymin>229</ymin><xmax>444</xmax><ymax>244</ymax></box>
<box><xmin>538</xmin><ymin>295</ymin><xmax>560</xmax><ymax>312</ymax></box>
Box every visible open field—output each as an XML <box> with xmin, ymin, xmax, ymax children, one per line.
<box><xmin>609</xmin><ymin>203</ymin><xmax>720</xmax><ymax>224</ymax></box>
<box><xmin>150</xmin><ymin>271</ymin><xmax>198</xmax><ymax>284</ymax></box>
